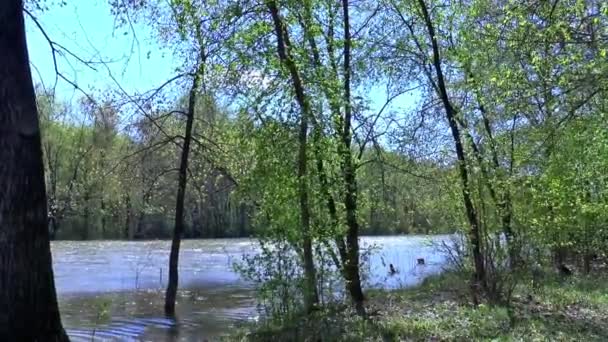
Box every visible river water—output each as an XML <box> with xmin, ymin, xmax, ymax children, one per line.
<box><xmin>53</xmin><ymin>235</ymin><xmax>453</xmax><ymax>341</ymax></box>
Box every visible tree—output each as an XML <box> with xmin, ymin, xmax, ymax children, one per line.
<box><xmin>266</xmin><ymin>0</ymin><xmax>320</xmax><ymax>312</ymax></box>
<box><xmin>0</xmin><ymin>0</ymin><xmax>68</xmax><ymax>340</ymax></box>
<box><xmin>165</xmin><ymin>73</ymin><xmax>200</xmax><ymax>316</ymax></box>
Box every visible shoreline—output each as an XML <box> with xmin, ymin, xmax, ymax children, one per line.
<box><xmin>233</xmin><ymin>270</ymin><xmax>608</xmax><ymax>341</ymax></box>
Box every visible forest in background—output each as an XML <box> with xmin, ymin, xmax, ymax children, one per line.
<box><xmin>1</xmin><ymin>0</ymin><xmax>608</xmax><ymax>339</ymax></box>
<box><xmin>32</xmin><ymin>0</ymin><xmax>608</xmax><ymax>315</ymax></box>
<box><xmin>38</xmin><ymin>88</ymin><xmax>454</xmax><ymax>240</ymax></box>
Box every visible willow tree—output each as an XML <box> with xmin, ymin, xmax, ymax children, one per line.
<box><xmin>0</xmin><ymin>0</ymin><xmax>68</xmax><ymax>340</ymax></box>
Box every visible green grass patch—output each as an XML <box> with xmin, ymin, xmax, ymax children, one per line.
<box><xmin>232</xmin><ymin>271</ymin><xmax>608</xmax><ymax>341</ymax></box>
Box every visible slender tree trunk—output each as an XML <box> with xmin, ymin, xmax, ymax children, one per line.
<box><xmin>47</xmin><ymin>156</ymin><xmax>59</xmax><ymax>239</ymax></box>
<box><xmin>241</xmin><ymin>203</ymin><xmax>248</xmax><ymax>237</ymax></box>
<box><xmin>83</xmin><ymin>191</ymin><xmax>90</xmax><ymax>240</ymax></box>
<box><xmin>164</xmin><ymin>74</ymin><xmax>200</xmax><ymax>316</ymax></box>
<box><xmin>267</xmin><ymin>0</ymin><xmax>319</xmax><ymax>312</ymax></box>
<box><xmin>125</xmin><ymin>193</ymin><xmax>132</xmax><ymax>239</ymax></box>
<box><xmin>135</xmin><ymin>188</ymin><xmax>151</xmax><ymax>239</ymax></box>
<box><xmin>48</xmin><ymin>216</ymin><xmax>58</xmax><ymax>240</ymax></box>
<box><xmin>135</xmin><ymin>211</ymin><xmax>145</xmax><ymax>239</ymax></box>
<box><xmin>0</xmin><ymin>1</ymin><xmax>69</xmax><ymax>340</ymax></box>
<box><xmin>297</xmin><ymin>6</ymin><xmax>362</xmax><ymax>309</ymax></box>
<box><xmin>465</xmin><ymin>66</ymin><xmax>519</xmax><ymax>270</ymax></box>
<box><xmin>296</xmin><ymin>91</ymin><xmax>318</xmax><ymax>313</ymax></box>
<box><xmin>100</xmin><ymin>198</ymin><xmax>106</xmax><ymax>238</ymax></box>
<box><xmin>48</xmin><ymin>195</ymin><xmax>59</xmax><ymax>239</ymax></box>
<box><xmin>416</xmin><ymin>0</ymin><xmax>486</xmax><ymax>301</ymax></box>
<box><xmin>583</xmin><ymin>253</ymin><xmax>592</xmax><ymax>274</ymax></box>
<box><xmin>312</xmin><ymin>125</ymin><xmax>347</xmax><ymax>270</ymax></box>
<box><xmin>340</xmin><ymin>0</ymin><xmax>366</xmax><ymax>315</ymax></box>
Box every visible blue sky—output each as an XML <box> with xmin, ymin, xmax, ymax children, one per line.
<box><xmin>25</xmin><ymin>1</ymin><xmax>416</xmax><ymax>118</ymax></box>
<box><xmin>26</xmin><ymin>0</ymin><xmax>177</xmax><ymax>100</ymax></box>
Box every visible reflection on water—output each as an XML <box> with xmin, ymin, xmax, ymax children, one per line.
<box><xmin>52</xmin><ymin>235</ymin><xmax>453</xmax><ymax>341</ymax></box>
<box><xmin>60</xmin><ymin>287</ymin><xmax>256</xmax><ymax>341</ymax></box>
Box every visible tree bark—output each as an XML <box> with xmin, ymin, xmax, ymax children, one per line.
<box><xmin>0</xmin><ymin>1</ymin><xmax>69</xmax><ymax>340</ymax></box>
<box><xmin>124</xmin><ymin>193</ymin><xmax>132</xmax><ymax>239</ymax></box>
<box><xmin>82</xmin><ymin>191</ymin><xmax>90</xmax><ymax>240</ymax></box>
<box><xmin>340</xmin><ymin>0</ymin><xmax>366</xmax><ymax>315</ymax></box>
<box><xmin>100</xmin><ymin>198</ymin><xmax>106</xmax><ymax>238</ymax></box>
<box><xmin>416</xmin><ymin>0</ymin><xmax>487</xmax><ymax>300</ymax></box>
<box><xmin>267</xmin><ymin>0</ymin><xmax>319</xmax><ymax>312</ymax></box>
<box><xmin>312</xmin><ymin>125</ymin><xmax>348</xmax><ymax>271</ymax></box>
<box><xmin>464</xmin><ymin>65</ymin><xmax>518</xmax><ymax>270</ymax></box>
<box><xmin>164</xmin><ymin>74</ymin><xmax>200</xmax><ymax>316</ymax></box>
<box><xmin>297</xmin><ymin>6</ymin><xmax>362</xmax><ymax>309</ymax></box>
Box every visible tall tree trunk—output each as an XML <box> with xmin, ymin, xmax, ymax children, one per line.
<box><xmin>48</xmin><ymin>215</ymin><xmax>58</xmax><ymax>240</ymax></box>
<box><xmin>47</xmin><ymin>154</ymin><xmax>59</xmax><ymax>239</ymax></box>
<box><xmin>124</xmin><ymin>193</ymin><xmax>132</xmax><ymax>239</ymax></box>
<box><xmin>100</xmin><ymin>198</ymin><xmax>106</xmax><ymax>238</ymax></box>
<box><xmin>164</xmin><ymin>74</ymin><xmax>199</xmax><ymax>316</ymax></box>
<box><xmin>0</xmin><ymin>1</ymin><xmax>69</xmax><ymax>340</ymax></box>
<box><xmin>239</xmin><ymin>203</ymin><xmax>247</xmax><ymax>237</ymax></box>
<box><xmin>464</xmin><ymin>65</ymin><xmax>518</xmax><ymax>270</ymax></box>
<box><xmin>340</xmin><ymin>0</ymin><xmax>366</xmax><ymax>315</ymax></box>
<box><xmin>83</xmin><ymin>191</ymin><xmax>90</xmax><ymax>240</ymax></box>
<box><xmin>312</xmin><ymin>125</ymin><xmax>347</xmax><ymax>271</ymax></box>
<box><xmin>416</xmin><ymin>0</ymin><xmax>487</xmax><ymax>301</ymax></box>
<box><xmin>297</xmin><ymin>7</ymin><xmax>361</xmax><ymax>308</ymax></box>
<box><xmin>295</xmin><ymin>85</ymin><xmax>318</xmax><ymax>313</ymax></box>
<box><xmin>48</xmin><ymin>195</ymin><xmax>59</xmax><ymax>239</ymax></box>
<box><xmin>267</xmin><ymin>0</ymin><xmax>319</xmax><ymax>312</ymax></box>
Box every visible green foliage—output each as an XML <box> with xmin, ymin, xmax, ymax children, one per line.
<box><xmin>40</xmin><ymin>0</ymin><xmax>608</xmax><ymax>337</ymax></box>
<box><xmin>238</xmin><ymin>271</ymin><xmax>608</xmax><ymax>341</ymax></box>
<box><xmin>37</xmin><ymin>88</ymin><xmax>253</xmax><ymax>239</ymax></box>
<box><xmin>383</xmin><ymin>304</ymin><xmax>511</xmax><ymax>341</ymax></box>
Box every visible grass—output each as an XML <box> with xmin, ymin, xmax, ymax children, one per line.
<box><xmin>373</xmin><ymin>271</ymin><xmax>608</xmax><ymax>341</ymax></box>
<box><xmin>230</xmin><ymin>271</ymin><xmax>608</xmax><ymax>341</ymax></box>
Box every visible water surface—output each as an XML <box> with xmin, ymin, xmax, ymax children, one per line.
<box><xmin>53</xmin><ymin>235</ymin><xmax>452</xmax><ymax>341</ymax></box>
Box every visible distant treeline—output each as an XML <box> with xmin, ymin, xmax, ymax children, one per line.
<box><xmin>39</xmin><ymin>90</ymin><xmax>454</xmax><ymax>240</ymax></box>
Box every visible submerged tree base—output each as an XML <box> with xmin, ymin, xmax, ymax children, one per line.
<box><xmin>230</xmin><ymin>271</ymin><xmax>608</xmax><ymax>341</ymax></box>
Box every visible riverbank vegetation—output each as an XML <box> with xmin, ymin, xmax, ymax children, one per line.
<box><xmin>37</xmin><ymin>91</ymin><xmax>453</xmax><ymax>240</ymax></box>
<box><xmin>235</xmin><ymin>270</ymin><xmax>608</xmax><ymax>341</ymax></box>
<box><xmin>2</xmin><ymin>0</ymin><xmax>607</xmax><ymax>339</ymax></box>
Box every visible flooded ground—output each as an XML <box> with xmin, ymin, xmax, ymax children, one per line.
<box><xmin>53</xmin><ymin>235</ymin><xmax>453</xmax><ymax>341</ymax></box>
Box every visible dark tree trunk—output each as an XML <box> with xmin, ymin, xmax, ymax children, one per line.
<box><xmin>340</xmin><ymin>0</ymin><xmax>366</xmax><ymax>315</ymax></box>
<box><xmin>164</xmin><ymin>74</ymin><xmax>199</xmax><ymax>316</ymax></box>
<box><xmin>416</xmin><ymin>0</ymin><xmax>487</xmax><ymax>301</ymax></box>
<box><xmin>48</xmin><ymin>216</ymin><xmax>58</xmax><ymax>240</ymax></box>
<box><xmin>135</xmin><ymin>211</ymin><xmax>145</xmax><ymax>239</ymax></box>
<box><xmin>82</xmin><ymin>191</ymin><xmax>90</xmax><ymax>240</ymax></box>
<box><xmin>267</xmin><ymin>0</ymin><xmax>319</xmax><ymax>312</ymax></box>
<box><xmin>312</xmin><ymin>125</ymin><xmax>347</xmax><ymax>271</ymax></box>
<box><xmin>297</xmin><ymin>7</ymin><xmax>361</xmax><ymax>310</ymax></box>
<box><xmin>239</xmin><ymin>203</ymin><xmax>247</xmax><ymax>237</ymax></box>
<box><xmin>296</xmin><ymin>98</ymin><xmax>319</xmax><ymax>313</ymax></box>
<box><xmin>100</xmin><ymin>198</ymin><xmax>106</xmax><ymax>238</ymax></box>
<box><xmin>0</xmin><ymin>1</ymin><xmax>69</xmax><ymax>340</ymax></box>
<box><xmin>124</xmin><ymin>193</ymin><xmax>132</xmax><ymax>239</ymax></box>
<box><xmin>135</xmin><ymin>188</ymin><xmax>151</xmax><ymax>239</ymax></box>
<box><xmin>48</xmin><ymin>197</ymin><xmax>60</xmax><ymax>239</ymax></box>
<box><xmin>583</xmin><ymin>253</ymin><xmax>592</xmax><ymax>274</ymax></box>
<box><xmin>464</xmin><ymin>65</ymin><xmax>519</xmax><ymax>271</ymax></box>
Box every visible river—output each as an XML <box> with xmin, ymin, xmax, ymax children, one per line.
<box><xmin>53</xmin><ymin>235</ymin><xmax>453</xmax><ymax>341</ymax></box>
